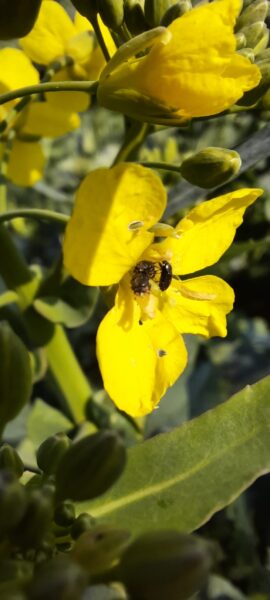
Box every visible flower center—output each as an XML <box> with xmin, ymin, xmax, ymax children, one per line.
<box><xmin>131</xmin><ymin>260</ymin><xmax>173</xmax><ymax>296</ymax></box>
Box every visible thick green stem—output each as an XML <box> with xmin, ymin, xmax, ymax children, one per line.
<box><xmin>138</xmin><ymin>160</ymin><xmax>181</xmax><ymax>172</ymax></box>
<box><xmin>0</xmin><ymin>130</ymin><xmax>15</xmax><ymax>211</ymax></box>
<box><xmin>46</xmin><ymin>325</ymin><xmax>92</xmax><ymax>423</ymax></box>
<box><xmin>113</xmin><ymin>121</ymin><xmax>151</xmax><ymax>165</ymax></box>
<box><xmin>90</xmin><ymin>14</ymin><xmax>111</xmax><ymax>61</ymax></box>
<box><xmin>0</xmin><ymin>80</ymin><xmax>98</xmax><ymax>106</ymax></box>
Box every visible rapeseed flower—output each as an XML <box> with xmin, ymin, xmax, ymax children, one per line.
<box><xmin>0</xmin><ymin>48</ymin><xmax>80</xmax><ymax>186</ymax></box>
<box><xmin>20</xmin><ymin>0</ymin><xmax>115</xmax><ymax>112</ymax></box>
<box><xmin>63</xmin><ymin>163</ymin><xmax>262</xmax><ymax>417</ymax></box>
<box><xmin>98</xmin><ymin>0</ymin><xmax>261</xmax><ymax>124</ymax></box>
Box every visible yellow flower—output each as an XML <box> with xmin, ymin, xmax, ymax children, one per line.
<box><xmin>63</xmin><ymin>163</ymin><xmax>263</xmax><ymax>417</ymax></box>
<box><xmin>97</xmin><ymin>0</ymin><xmax>261</xmax><ymax>124</ymax></box>
<box><xmin>20</xmin><ymin>0</ymin><xmax>115</xmax><ymax>112</ymax></box>
<box><xmin>0</xmin><ymin>48</ymin><xmax>80</xmax><ymax>187</ymax></box>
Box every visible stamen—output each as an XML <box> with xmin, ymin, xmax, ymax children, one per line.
<box><xmin>128</xmin><ymin>220</ymin><xmax>144</xmax><ymax>230</ymax></box>
<box><xmin>158</xmin><ymin>349</ymin><xmax>167</xmax><ymax>357</ymax></box>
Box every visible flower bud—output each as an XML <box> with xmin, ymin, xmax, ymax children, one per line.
<box><xmin>70</xmin><ymin>0</ymin><xmax>98</xmax><ymax>20</ymax></box>
<box><xmin>55</xmin><ymin>430</ymin><xmax>126</xmax><ymax>502</ymax></box>
<box><xmin>71</xmin><ymin>525</ymin><xmax>130</xmax><ymax>574</ymax></box>
<box><xmin>161</xmin><ymin>1</ymin><xmax>192</xmax><ymax>27</ymax></box>
<box><xmin>0</xmin><ymin>444</ymin><xmax>24</xmax><ymax>478</ymax></box>
<box><xmin>28</xmin><ymin>558</ymin><xmax>87</xmax><ymax>600</ymax></box>
<box><xmin>0</xmin><ymin>472</ymin><xmax>27</xmax><ymax>538</ymax></box>
<box><xmin>237</xmin><ymin>0</ymin><xmax>269</xmax><ymax>30</ymax></box>
<box><xmin>36</xmin><ymin>433</ymin><xmax>71</xmax><ymax>476</ymax></box>
<box><xmin>180</xmin><ymin>147</ymin><xmax>241</xmax><ymax>189</ymax></box>
<box><xmin>54</xmin><ymin>500</ymin><xmax>75</xmax><ymax>527</ymax></box>
<box><xmin>118</xmin><ymin>531</ymin><xmax>212</xmax><ymax>600</ymax></box>
<box><xmin>0</xmin><ymin>323</ymin><xmax>32</xmax><ymax>435</ymax></box>
<box><xmin>145</xmin><ymin>0</ymin><xmax>178</xmax><ymax>27</ymax></box>
<box><xmin>239</xmin><ymin>21</ymin><xmax>269</xmax><ymax>54</ymax></box>
<box><xmin>0</xmin><ymin>0</ymin><xmax>42</xmax><ymax>39</ymax></box>
<box><xmin>124</xmin><ymin>0</ymin><xmax>148</xmax><ymax>35</ymax></box>
<box><xmin>11</xmin><ymin>489</ymin><xmax>54</xmax><ymax>549</ymax></box>
<box><xmin>235</xmin><ymin>31</ymin><xmax>247</xmax><ymax>49</ymax></box>
<box><xmin>71</xmin><ymin>513</ymin><xmax>96</xmax><ymax>539</ymax></box>
<box><xmin>97</xmin><ymin>0</ymin><xmax>124</xmax><ymax>29</ymax></box>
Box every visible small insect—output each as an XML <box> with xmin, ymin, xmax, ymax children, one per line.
<box><xmin>131</xmin><ymin>259</ymin><xmax>173</xmax><ymax>295</ymax></box>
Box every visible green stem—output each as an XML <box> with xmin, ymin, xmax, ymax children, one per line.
<box><xmin>0</xmin><ymin>80</ymin><xmax>98</xmax><ymax>107</ymax></box>
<box><xmin>46</xmin><ymin>325</ymin><xmax>92</xmax><ymax>423</ymax></box>
<box><xmin>0</xmin><ymin>208</ymin><xmax>69</xmax><ymax>226</ymax></box>
<box><xmin>0</xmin><ymin>130</ymin><xmax>15</xmax><ymax>211</ymax></box>
<box><xmin>138</xmin><ymin>160</ymin><xmax>181</xmax><ymax>172</ymax></box>
<box><xmin>113</xmin><ymin>121</ymin><xmax>151</xmax><ymax>165</ymax></box>
<box><xmin>90</xmin><ymin>14</ymin><xmax>111</xmax><ymax>61</ymax></box>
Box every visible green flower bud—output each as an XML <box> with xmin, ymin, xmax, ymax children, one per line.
<box><xmin>0</xmin><ymin>444</ymin><xmax>24</xmax><ymax>478</ymax></box>
<box><xmin>180</xmin><ymin>147</ymin><xmax>241</xmax><ymax>188</ymax></box>
<box><xmin>97</xmin><ymin>0</ymin><xmax>124</xmax><ymax>29</ymax></box>
<box><xmin>0</xmin><ymin>0</ymin><xmax>42</xmax><ymax>39</ymax></box>
<box><xmin>70</xmin><ymin>0</ymin><xmax>98</xmax><ymax>20</ymax></box>
<box><xmin>237</xmin><ymin>47</ymin><xmax>255</xmax><ymax>61</ymax></box>
<box><xmin>237</xmin><ymin>0</ymin><xmax>269</xmax><ymax>30</ymax></box>
<box><xmin>11</xmin><ymin>488</ymin><xmax>54</xmax><ymax>549</ymax></box>
<box><xmin>239</xmin><ymin>21</ymin><xmax>269</xmax><ymax>54</ymax></box>
<box><xmin>55</xmin><ymin>430</ymin><xmax>126</xmax><ymax>502</ymax></box>
<box><xmin>71</xmin><ymin>525</ymin><xmax>130</xmax><ymax>575</ymax></box>
<box><xmin>54</xmin><ymin>500</ymin><xmax>75</xmax><ymax>527</ymax></box>
<box><xmin>160</xmin><ymin>0</ymin><xmax>192</xmax><ymax>27</ymax></box>
<box><xmin>145</xmin><ymin>0</ymin><xmax>178</xmax><ymax>27</ymax></box>
<box><xmin>71</xmin><ymin>513</ymin><xmax>96</xmax><ymax>540</ymax></box>
<box><xmin>36</xmin><ymin>433</ymin><xmax>71</xmax><ymax>476</ymax></box>
<box><xmin>118</xmin><ymin>531</ymin><xmax>212</xmax><ymax>600</ymax></box>
<box><xmin>0</xmin><ymin>323</ymin><xmax>32</xmax><ymax>436</ymax></box>
<box><xmin>124</xmin><ymin>0</ymin><xmax>148</xmax><ymax>35</ymax></box>
<box><xmin>235</xmin><ymin>31</ymin><xmax>247</xmax><ymax>49</ymax></box>
<box><xmin>28</xmin><ymin>558</ymin><xmax>87</xmax><ymax>600</ymax></box>
<box><xmin>0</xmin><ymin>472</ymin><xmax>27</xmax><ymax>538</ymax></box>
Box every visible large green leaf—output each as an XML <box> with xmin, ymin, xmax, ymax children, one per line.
<box><xmin>81</xmin><ymin>375</ymin><xmax>270</xmax><ymax>535</ymax></box>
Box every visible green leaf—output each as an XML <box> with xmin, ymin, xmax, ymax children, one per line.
<box><xmin>34</xmin><ymin>278</ymin><xmax>98</xmax><ymax>328</ymax></box>
<box><xmin>0</xmin><ymin>290</ymin><xmax>19</xmax><ymax>308</ymax></box>
<box><xmin>27</xmin><ymin>399</ymin><xmax>72</xmax><ymax>448</ymax></box>
<box><xmin>81</xmin><ymin>375</ymin><xmax>270</xmax><ymax>535</ymax></box>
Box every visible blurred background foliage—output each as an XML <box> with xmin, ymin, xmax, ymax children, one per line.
<box><xmin>1</xmin><ymin>0</ymin><xmax>270</xmax><ymax>598</ymax></box>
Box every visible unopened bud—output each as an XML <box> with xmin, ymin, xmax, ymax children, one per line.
<box><xmin>180</xmin><ymin>147</ymin><xmax>241</xmax><ymax>188</ymax></box>
<box><xmin>124</xmin><ymin>0</ymin><xmax>148</xmax><ymax>35</ymax></box>
<box><xmin>36</xmin><ymin>433</ymin><xmax>71</xmax><ymax>476</ymax></box>
<box><xmin>70</xmin><ymin>0</ymin><xmax>98</xmax><ymax>20</ymax></box>
<box><xmin>72</xmin><ymin>525</ymin><xmax>130</xmax><ymax>574</ymax></box>
<box><xmin>161</xmin><ymin>0</ymin><xmax>192</xmax><ymax>26</ymax></box>
<box><xmin>11</xmin><ymin>489</ymin><xmax>54</xmax><ymax>549</ymax></box>
<box><xmin>0</xmin><ymin>444</ymin><xmax>24</xmax><ymax>478</ymax></box>
<box><xmin>55</xmin><ymin>431</ymin><xmax>126</xmax><ymax>502</ymax></box>
<box><xmin>239</xmin><ymin>21</ymin><xmax>269</xmax><ymax>54</ymax></box>
<box><xmin>145</xmin><ymin>0</ymin><xmax>178</xmax><ymax>26</ymax></box>
<box><xmin>28</xmin><ymin>558</ymin><xmax>87</xmax><ymax>600</ymax></box>
<box><xmin>0</xmin><ymin>472</ymin><xmax>27</xmax><ymax>538</ymax></box>
<box><xmin>0</xmin><ymin>0</ymin><xmax>42</xmax><ymax>39</ymax></box>
<box><xmin>97</xmin><ymin>0</ymin><xmax>124</xmax><ymax>29</ymax></box>
<box><xmin>71</xmin><ymin>513</ymin><xmax>96</xmax><ymax>540</ymax></box>
<box><xmin>0</xmin><ymin>323</ymin><xmax>32</xmax><ymax>436</ymax></box>
<box><xmin>118</xmin><ymin>531</ymin><xmax>212</xmax><ymax>600</ymax></box>
<box><xmin>54</xmin><ymin>500</ymin><xmax>75</xmax><ymax>527</ymax></box>
<box><xmin>237</xmin><ymin>0</ymin><xmax>269</xmax><ymax>30</ymax></box>
<box><xmin>236</xmin><ymin>31</ymin><xmax>247</xmax><ymax>49</ymax></box>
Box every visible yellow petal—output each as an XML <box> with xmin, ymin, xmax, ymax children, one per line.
<box><xmin>22</xmin><ymin>101</ymin><xmax>81</xmax><ymax>137</ymax></box>
<box><xmin>4</xmin><ymin>140</ymin><xmax>45</xmax><ymax>187</ymax></box>
<box><xmin>0</xmin><ymin>48</ymin><xmax>39</xmax><ymax>116</ymax></box>
<box><xmin>98</xmin><ymin>0</ymin><xmax>261</xmax><ymax>121</ymax></box>
<box><xmin>63</xmin><ymin>163</ymin><xmax>167</xmax><ymax>286</ymax></box>
<box><xmin>161</xmin><ymin>276</ymin><xmax>234</xmax><ymax>338</ymax></box>
<box><xmin>45</xmin><ymin>69</ymin><xmax>90</xmax><ymax>113</ymax></box>
<box><xmin>20</xmin><ymin>2</ymin><xmax>75</xmax><ymax>64</ymax></box>
<box><xmin>144</xmin><ymin>313</ymin><xmax>188</xmax><ymax>409</ymax></box>
<box><xmin>157</xmin><ymin>188</ymin><xmax>263</xmax><ymax>275</ymax></box>
<box><xmin>96</xmin><ymin>303</ymin><xmax>157</xmax><ymax>417</ymax></box>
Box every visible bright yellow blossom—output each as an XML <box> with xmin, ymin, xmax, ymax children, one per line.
<box><xmin>98</xmin><ymin>0</ymin><xmax>261</xmax><ymax>124</ymax></box>
<box><xmin>20</xmin><ymin>0</ymin><xmax>115</xmax><ymax>113</ymax></box>
<box><xmin>0</xmin><ymin>48</ymin><xmax>80</xmax><ymax>187</ymax></box>
<box><xmin>63</xmin><ymin>163</ymin><xmax>263</xmax><ymax>417</ymax></box>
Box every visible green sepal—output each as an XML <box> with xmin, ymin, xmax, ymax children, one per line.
<box><xmin>36</xmin><ymin>433</ymin><xmax>71</xmax><ymax>476</ymax></box>
<box><xmin>70</xmin><ymin>0</ymin><xmax>98</xmax><ymax>20</ymax></box>
<box><xmin>160</xmin><ymin>0</ymin><xmax>191</xmax><ymax>26</ymax></box>
<box><xmin>55</xmin><ymin>431</ymin><xmax>126</xmax><ymax>502</ymax></box>
<box><xmin>236</xmin><ymin>0</ymin><xmax>269</xmax><ymax>30</ymax></box>
<box><xmin>144</xmin><ymin>0</ymin><xmax>178</xmax><ymax>26</ymax></box>
<box><xmin>97</xmin><ymin>0</ymin><xmax>124</xmax><ymax>29</ymax></box>
<box><xmin>0</xmin><ymin>444</ymin><xmax>24</xmax><ymax>478</ymax></box>
<box><xmin>124</xmin><ymin>0</ymin><xmax>148</xmax><ymax>35</ymax></box>
<box><xmin>0</xmin><ymin>0</ymin><xmax>42</xmax><ymax>39</ymax></box>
